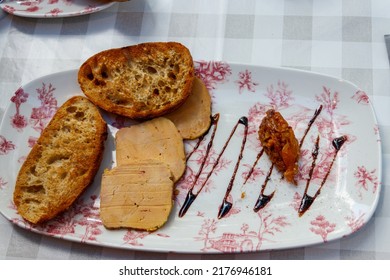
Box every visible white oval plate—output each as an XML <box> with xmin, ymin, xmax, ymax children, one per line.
<box><xmin>0</xmin><ymin>0</ymin><xmax>115</xmax><ymax>18</ymax></box>
<box><xmin>0</xmin><ymin>62</ymin><xmax>381</xmax><ymax>253</ymax></box>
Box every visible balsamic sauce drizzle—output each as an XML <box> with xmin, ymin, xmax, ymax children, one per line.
<box><xmin>242</xmin><ymin>148</ymin><xmax>264</xmax><ymax>185</ymax></box>
<box><xmin>298</xmin><ymin>135</ymin><xmax>347</xmax><ymax>216</ymax></box>
<box><xmin>217</xmin><ymin>117</ymin><xmax>249</xmax><ymax>219</ymax></box>
<box><xmin>178</xmin><ymin>113</ymin><xmax>220</xmax><ymax>218</ymax></box>
<box><xmin>186</xmin><ymin>135</ymin><xmax>204</xmax><ymax>162</ymax></box>
<box><xmin>253</xmin><ymin>163</ymin><xmax>275</xmax><ymax>212</ymax></box>
<box><xmin>178</xmin><ymin>104</ymin><xmax>334</xmax><ymax>218</ymax></box>
<box><xmin>299</xmin><ymin>105</ymin><xmax>323</xmax><ymax>148</ymax></box>
<box><xmin>185</xmin><ymin>114</ymin><xmax>217</xmax><ymax>161</ymax></box>
<box><xmin>179</xmin><ymin>115</ymin><xmax>248</xmax><ymax>218</ymax></box>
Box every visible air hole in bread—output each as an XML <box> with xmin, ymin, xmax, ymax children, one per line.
<box><xmin>87</xmin><ymin>73</ymin><xmax>94</xmax><ymax>81</ymax></box>
<box><xmin>62</xmin><ymin>125</ymin><xmax>70</xmax><ymax>133</ymax></box>
<box><xmin>153</xmin><ymin>88</ymin><xmax>159</xmax><ymax>96</ymax></box>
<box><xmin>83</xmin><ymin>65</ymin><xmax>94</xmax><ymax>80</ymax></box>
<box><xmin>21</xmin><ymin>184</ymin><xmax>45</xmax><ymax>194</ymax></box>
<box><xmin>147</xmin><ymin>66</ymin><xmax>157</xmax><ymax>74</ymax></box>
<box><xmin>168</xmin><ymin>72</ymin><xmax>176</xmax><ymax>80</ymax></box>
<box><xmin>101</xmin><ymin>65</ymin><xmax>109</xmax><ymax>79</ymax></box>
<box><xmin>165</xmin><ymin>86</ymin><xmax>171</xmax><ymax>92</ymax></box>
<box><xmin>47</xmin><ymin>154</ymin><xmax>70</xmax><ymax>165</ymax></box>
<box><xmin>94</xmin><ymin>79</ymin><xmax>106</xmax><ymax>86</ymax></box>
<box><xmin>66</xmin><ymin>106</ymin><xmax>77</xmax><ymax>113</ymax></box>
<box><xmin>30</xmin><ymin>165</ymin><xmax>37</xmax><ymax>176</ymax></box>
<box><xmin>173</xmin><ymin>64</ymin><xmax>180</xmax><ymax>73</ymax></box>
<box><xmin>75</xmin><ymin>111</ymin><xmax>85</xmax><ymax>120</ymax></box>
<box><xmin>24</xmin><ymin>198</ymin><xmax>41</xmax><ymax>205</ymax></box>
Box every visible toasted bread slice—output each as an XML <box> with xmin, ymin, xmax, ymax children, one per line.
<box><xmin>100</xmin><ymin>162</ymin><xmax>174</xmax><ymax>231</ymax></box>
<box><xmin>13</xmin><ymin>96</ymin><xmax>107</xmax><ymax>224</ymax></box>
<box><xmin>115</xmin><ymin>117</ymin><xmax>185</xmax><ymax>182</ymax></box>
<box><xmin>165</xmin><ymin>77</ymin><xmax>212</xmax><ymax>139</ymax></box>
<box><xmin>78</xmin><ymin>42</ymin><xmax>195</xmax><ymax>120</ymax></box>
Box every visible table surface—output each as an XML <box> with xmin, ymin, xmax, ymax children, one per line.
<box><xmin>1</xmin><ymin>0</ymin><xmax>389</xmax><ymax>260</ymax></box>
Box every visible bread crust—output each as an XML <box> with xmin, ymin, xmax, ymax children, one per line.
<box><xmin>78</xmin><ymin>42</ymin><xmax>195</xmax><ymax>120</ymax></box>
<box><xmin>13</xmin><ymin>96</ymin><xmax>107</xmax><ymax>224</ymax></box>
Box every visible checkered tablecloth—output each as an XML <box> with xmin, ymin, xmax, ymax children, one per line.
<box><xmin>1</xmin><ymin>0</ymin><xmax>389</xmax><ymax>260</ymax></box>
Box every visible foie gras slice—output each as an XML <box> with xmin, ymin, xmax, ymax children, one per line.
<box><xmin>100</xmin><ymin>162</ymin><xmax>174</xmax><ymax>231</ymax></box>
<box><xmin>115</xmin><ymin>117</ymin><xmax>185</xmax><ymax>182</ymax></box>
<box><xmin>165</xmin><ymin>77</ymin><xmax>212</xmax><ymax>140</ymax></box>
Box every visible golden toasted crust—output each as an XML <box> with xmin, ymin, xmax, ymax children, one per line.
<box><xmin>78</xmin><ymin>42</ymin><xmax>195</xmax><ymax>120</ymax></box>
<box><xmin>13</xmin><ymin>96</ymin><xmax>107</xmax><ymax>224</ymax></box>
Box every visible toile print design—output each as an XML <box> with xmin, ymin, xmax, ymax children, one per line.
<box><xmin>10</xmin><ymin>83</ymin><xmax>58</xmax><ymax>134</ymax></box>
<box><xmin>195</xmin><ymin>205</ymin><xmax>290</xmax><ymax>253</ymax></box>
<box><xmin>9</xmin><ymin>195</ymin><xmax>103</xmax><ymax>242</ymax></box>
<box><xmin>352</xmin><ymin>90</ymin><xmax>370</xmax><ymax>105</ymax></box>
<box><xmin>122</xmin><ymin>230</ymin><xmax>170</xmax><ymax>248</ymax></box>
<box><xmin>0</xmin><ymin>177</ymin><xmax>7</xmax><ymax>190</ymax></box>
<box><xmin>353</xmin><ymin>166</ymin><xmax>379</xmax><ymax>199</ymax></box>
<box><xmin>10</xmin><ymin>87</ymin><xmax>29</xmax><ymax>131</ymax></box>
<box><xmin>345</xmin><ymin>210</ymin><xmax>366</xmax><ymax>233</ymax></box>
<box><xmin>30</xmin><ymin>83</ymin><xmax>58</xmax><ymax>133</ymax></box>
<box><xmin>235</xmin><ymin>69</ymin><xmax>259</xmax><ymax>94</ymax></box>
<box><xmin>309</xmin><ymin>215</ymin><xmax>336</xmax><ymax>242</ymax></box>
<box><xmin>194</xmin><ymin>60</ymin><xmax>232</xmax><ymax>96</ymax></box>
<box><xmin>0</xmin><ymin>135</ymin><xmax>15</xmax><ymax>155</ymax></box>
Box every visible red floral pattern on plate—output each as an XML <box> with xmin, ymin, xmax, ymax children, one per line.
<box><xmin>0</xmin><ymin>135</ymin><xmax>15</xmax><ymax>155</ymax></box>
<box><xmin>10</xmin><ymin>88</ymin><xmax>29</xmax><ymax>131</ymax></box>
<box><xmin>0</xmin><ymin>177</ymin><xmax>7</xmax><ymax>190</ymax></box>
<box><xmin>235</xmin><ymin>69</ymin><xmax>259</xmax><ymax>94</ymax></box>
<box><xmin>310</xmin><ymin>215</ymin><xmax>336</xmax><ymax>242</ymax></box>
<box><xmin>195</xmin><ymin>205</ymin><xmax>290</xmax><ymax>253</ymax></box>
<box><xmin>354</xmin><ymin>166</ymin><xmax>379</xmax><ymax>199</ymax></box>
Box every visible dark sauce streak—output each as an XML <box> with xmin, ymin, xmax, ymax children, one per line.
<box><xmin>186</xmin><ymin>135</ymin><xmax>204</xmax><ymax>162</ymax></box>
<box><xmin>179</xmin><ymin>115</ymin><xmax>247</xmax><ymax>218</ymax></box>
<box><xmin>298</xmin><ymin>135</ymin><xmax>347</xmax><ymax>216</ymax></box>
<box><xmin>253</xmin><ymin>164</ymin><xmax>275</xmax><ymax>212</ymax></box>
<box><xmin>298</xmin><ymin>135</ymin><xmax>320</xmax><ymax>216</ymax></box>
<box><xmin>179</xmin><ymin>114</ymin><xmax>220</xmax><ymax>218</ymax></box>
<box><xmin>243</xmin><ymin>148</ymin><xmax>264</xmax><ymax>184</ymax></box>
<box><xmin>186</xmin><ymin>114</ymin><xmax>219</xmax><ymax>162</ymax></box>
<box><xmin>178</xmin><ymin>190</ymin><xmax>197</xmax><ymax>218</ymax></box>
<box><xmin>332</xmin><ymin>135</ymin><xmax>347</xmax><ymax>151</ymax></box>
<box><xmin>218</xmin><ymin>117</ymin><xmax>249</xmax><ymax>219</ymax></box>
<box><xmin>300</xmin><ymin>105</ymin><xmax>323</xmax><ymax>148</ymax></box>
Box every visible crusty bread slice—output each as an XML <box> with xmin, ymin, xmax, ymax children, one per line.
<box><xmin>13</xmin><ymin>96</ymin><xmax>107</xmax><ymax>224</ymax></box>
<box><xmin>78</xmin><ymin>42</ymin><xmax>195</xmax><ymax>120</ymax></box>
